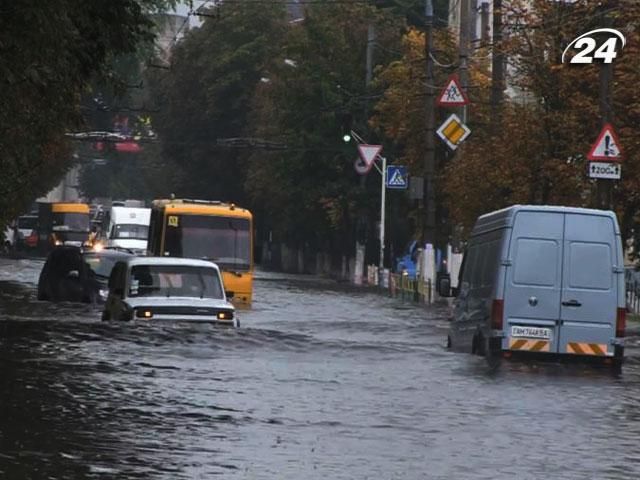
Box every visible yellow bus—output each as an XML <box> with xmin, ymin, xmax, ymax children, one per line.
<box><xmin>148</xmin><ymin>199</ymin><xmax>254</xmax><ymax>305</ymax></box>
<box><xmin>37</xmin><ymin>202</ymin><xmax>93</xmax><ymax>252</ymax></box>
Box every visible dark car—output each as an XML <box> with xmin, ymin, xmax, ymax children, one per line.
<box><xmin>37</xmin><ymin>246</ymin><xmax>133</xmax><ymax>303</ymax></box>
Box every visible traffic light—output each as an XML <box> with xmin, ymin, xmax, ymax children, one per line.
<box><xmin>340</xmin><ymin>113</ymin><xmax>353</xmax><ymax>143</ymax></box>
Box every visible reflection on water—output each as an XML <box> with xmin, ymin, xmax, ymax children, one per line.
<box><xmin>1</xmin><ymin>262</ymin><xmax>640</xmax><ymax>479</ymax></box>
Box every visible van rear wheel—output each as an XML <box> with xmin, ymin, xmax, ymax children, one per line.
<box><xmin>611</xmin><ymin>345</ymin><xmax>624</xmax><ymax>373</ymax></box>
<box><xmin>472</xmin><ymin>334</ymin><xmax>486</xmax><ymax>356</ymax></box>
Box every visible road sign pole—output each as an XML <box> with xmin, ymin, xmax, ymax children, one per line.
<box><xmin>379</xmin><ymin>155</ymin><xmax>386</xmax><ymax>274</ymax></box>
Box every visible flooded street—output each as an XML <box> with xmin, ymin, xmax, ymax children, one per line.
<box><xmin>2</xmin><ymin>257</ymin><xmax>640</xmax><ymax>479</ymax></box>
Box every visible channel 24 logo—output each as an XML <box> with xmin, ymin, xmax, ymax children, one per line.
<box><xmin>561</xmin><ymin>28</ymin><xmax>626</xmax><ymax>64</ymax></box>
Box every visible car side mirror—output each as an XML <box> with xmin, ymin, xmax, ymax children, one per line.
<box><xmin>225</xmin><ymin>290</ymin><xmax>235</xmax><ymax>299</ymax></box>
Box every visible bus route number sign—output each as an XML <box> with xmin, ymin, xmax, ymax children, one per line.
<box><xmin>168</xmin><ymin>215</ymin><xmax>179</xmax><ymax>227</ymax></box>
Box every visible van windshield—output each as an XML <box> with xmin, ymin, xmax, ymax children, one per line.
<box><xmin>128</xmin><ymin>265</ymin><xmax>223</xmax><ymax>299</ymax></box>
<box><xmin>112</xmin><ymin>224</ymin><xmax>148</xmax><ymax>240</ymax></box>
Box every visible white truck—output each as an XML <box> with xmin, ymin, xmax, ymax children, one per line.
<box><xmin>103</xmin><ymin>206</ymin><xmax>151</xmax><ymax>255</ymax></box>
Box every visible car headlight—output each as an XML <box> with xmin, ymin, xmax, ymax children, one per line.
<box><xmin>135</xmin><ymin>309</ymin><xmax>153</xmax><ymax>319</ymax></box>
<box><xmin>217</xmin><ymin>310</ymin><xmax>234</xmax><ymax>321</ymax></box>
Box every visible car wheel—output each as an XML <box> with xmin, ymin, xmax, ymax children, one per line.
<box><xmin>84</xmin><ymin>290</ymin><xmax>97</xmax><ymax>304</ymax></box>
<box><xmin>119</xmin><ymin>311</ymin><xmax>132</xmax><ymax>321</ymax></box>
<box><xmin>37</xmin><ymin>284</ymin><xmax>48</xmax><ymax>301</ymax></box>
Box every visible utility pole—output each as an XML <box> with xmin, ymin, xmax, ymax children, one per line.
<box><xmin>596</xmin><ymin>1</ymin><xmax>614</xmax><ymax>210</ymax></box>
<box><xmin>458</xmin><ymin>0</ymin><xmax>471</xmax><ymax>123</ymax></box>
<box><xmin>490</xmin><ymin>0</ymin><xmax>504</xmax><ymax>126</ymax></box>
<box><xmin>423</xmin><ymin>0</ymin><xmax>437</xmax><ymax>247</ymax></box>
<box><xmin>366</xmin><ymin>24</ymin><xmax>375</xmax><ymax>89</ymax></box>
<box><xmin>480</xmin><ymin>2</ymin><xmax>490</xmax><ymax>48</ymax></box>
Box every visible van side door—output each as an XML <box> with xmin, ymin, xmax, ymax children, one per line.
<box><xmin>558</xmin><ymin>214</ymin><xmax>617</xmax><ymax>356</ymax></box>
<box><xmin>504</xmin><ymin>211</ymin><xmax>564</xmax><ymax>353</ymax></box>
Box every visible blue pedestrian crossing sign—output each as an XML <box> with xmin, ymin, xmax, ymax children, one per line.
<box><xmin>386</xmin><ymin>165</ymin><xmax>408</xmax><ymax>189</ymax></box>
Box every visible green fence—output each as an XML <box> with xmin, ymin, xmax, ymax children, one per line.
<box><xmin>388</xmin><ymin>273</ymin><xmax>432</xmax><ymax>304</ymax></box>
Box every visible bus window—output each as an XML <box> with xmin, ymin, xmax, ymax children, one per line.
<box><xmin>164</xmin><ymin>215</ymin><xmax>251</xmax><ymax>271</ymax></box>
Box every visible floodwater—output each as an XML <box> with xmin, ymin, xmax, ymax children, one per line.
<box><xmin>1</xmin><ymin>257</ymin><xmax>640</xmax><ymax>479</ymax></box>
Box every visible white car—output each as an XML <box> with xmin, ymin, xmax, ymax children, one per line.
<box><xmin>102</xmin><ymin>257</ymin><xmax>237</xmax><ymax>326</ymax></box>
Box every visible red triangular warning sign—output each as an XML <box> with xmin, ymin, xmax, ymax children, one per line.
<box><xmin>357</xmin><ymin>144</ymin><xmax>382</xmax><ymax>167</ymax></box>
<box><xmin>436</xmin><ymin>74</ymin><xmax>469</xmax><ymax>107</ymax></box>
<box><xmin>587</xmin><ymin>123</ymin><xmax>623</xmax><ymax>162</ymax></box>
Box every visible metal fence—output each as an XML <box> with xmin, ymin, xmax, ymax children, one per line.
<box><xmin>626</xmin><ymin>278</ymin><xmax>640</xmax><ymax>314</ymax></box>
<box><xmin>366</xmin><ymin>265</ymin><xmax>434</xmax><ymax>304</ymax></box>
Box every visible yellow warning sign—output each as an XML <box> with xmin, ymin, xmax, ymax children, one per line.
<box><xmin>566</xmin><ymin>342</ymin><xmax>609</xmax><ymax>356</ymax></box>
<box><xmin>168</xmin><ymin>215</ymin><xmax>179</xmax><ymax>227</ymax></box>
<box><xmin>437</xmin><ymin>113</ymin><xmax>471</xmax><ymax>150</ymax></box>
<box><xmin>509</xmin><ymin>338</ymin><xmax>551</xmax><ymax>352</ymax></box>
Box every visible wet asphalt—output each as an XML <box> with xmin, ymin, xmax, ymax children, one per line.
<box><xmin>1</xmin><ymin>257</ymin><xmax>640</xmax><ymax>479</ymax></box>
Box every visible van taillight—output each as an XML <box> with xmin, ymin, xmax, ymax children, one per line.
<box><xmin>616</xmin><ymin>307</ymin><xmax>626</xmax><ymax>338</ymax></box>
<box><xmin>491</xmin><ymin>299</ymin><xmax>504</xmax><ymax>330</ymax></box>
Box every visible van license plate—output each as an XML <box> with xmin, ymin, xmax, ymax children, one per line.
<box><xmin>511</xmin><ymin>326</ymin><xmax>552</xmax><ymax>340</ymax></box>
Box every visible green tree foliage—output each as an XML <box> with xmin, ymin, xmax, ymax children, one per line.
<box><xmin>247</xmin><ymin>5</ymin><xmax>404</xmax><ymax>252</ymax></box>
<box><xmin>0</xmin><ymin>0</ymin><xmax>177</xmax><ymax>224</ymax></box>
<box><xmin>147</xmin><ymin>2</ymin><xmax>289</xmax><ymax>205</ymax></box>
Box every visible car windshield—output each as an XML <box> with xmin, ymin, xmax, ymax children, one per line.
<box><xmin>84</xmin><ymin>254</ymin><xmax>123</xmax><ymax>279</ymax></box>
<box><xmin>112</xmin><ymin>224</ymin><xmax>148</xmax><ymax>240</ymax></box>
<box><xmin>52</xmin><ymin>213</ymin><xmax>90</xmax><ymax>232</ymax></box>
<box><xmin>128</xmin><ymin>265</ymin><xmax>223</xmax><ymax>299</ymax></box>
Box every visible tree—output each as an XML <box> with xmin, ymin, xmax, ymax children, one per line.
<box><xmin>442</xmin><ymin>0</ymin><xmax>640</xmax><ymax>235</ymax></box>
<box><xmin>147</xmin><ymin>2</ymin><xmax>289</xmax><ymax>205</ymax></box>
<box><xmin>0</xmin><ymin>0</ymin><xmax>178</xmax><ymax>225</ymax></box>
<box><xmin>246</xmin><ymin>4</ymin><xmax>404</xmax><ymax>262</ymax></box>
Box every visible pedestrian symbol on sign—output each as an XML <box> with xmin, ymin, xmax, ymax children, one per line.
<box><xmin>436</xmin><ymin>74</ymin><xmax>469</xmax><ymax>107</ymax></box>
<box><xmin>386</xmin><ymin>165</ymin><xmax>408</xmax><ymax>189</ymax></box>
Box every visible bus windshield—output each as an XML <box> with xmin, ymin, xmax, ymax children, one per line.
<box><xmin>112</xmin><ymin>224</ymin><xmax>149</xmax><ymax>240</ymax></box>
<box><xmin>163</xmin><ymin>215</ymin><xmax>251</xmax><ymax>271</ymax></box>
<box><xmin>129</xmin><ymin>265</ymin><xmax>223</xmax><ymax>299</ymax></box>
<box><xmin>52</xmin><ymin>213</ymin><xmax>90</xmax><ymax>232</ymax></box>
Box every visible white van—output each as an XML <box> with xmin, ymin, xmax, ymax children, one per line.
<box><xmin>103</xmin><ymin>206</ymin><xmax>151</xmax><ymax>255</ymax></box>
<box><xmin>443</xmin><ymin>205</ymin><xmax>625</xmax><ymax>367</ymax></box>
